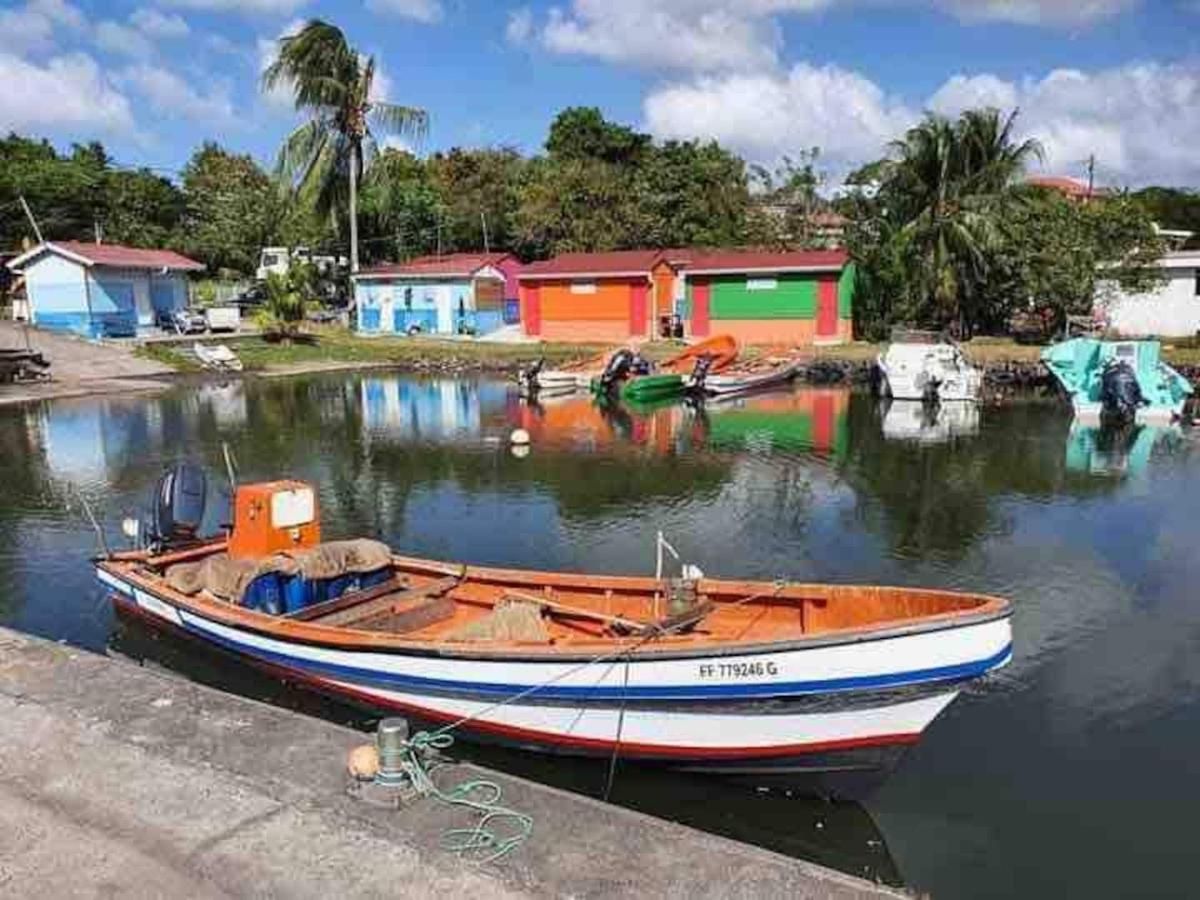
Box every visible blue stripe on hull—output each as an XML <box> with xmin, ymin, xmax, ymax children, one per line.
<box><xmin>179</xmin><ymin>609</ymin><xmax>1012</xmax><ymax>702</ymax></box>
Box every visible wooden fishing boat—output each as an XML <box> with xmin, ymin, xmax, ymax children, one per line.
<box><xmin>96</xmin><ymin>468</ymin><xmax>1012</xmax><ymax>792</ymax></box>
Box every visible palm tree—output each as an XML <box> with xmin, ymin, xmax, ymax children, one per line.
<box><xmin>880</xmin><ymin>109</ymin><xmax>1041</xmax><ymax>335</ymax></box>
<box><xmin>263</xmin><ymin>20</ymin><xmax>428</xmax><ymax>273</ymax></box>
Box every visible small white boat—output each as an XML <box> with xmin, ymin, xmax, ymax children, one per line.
<box><xmin>878</xmin><ymin>333</ymin><xmax>982</xmax><ymax>402</ymax></box>
<box><xmin>692</xmin><ymin>362</ymin><xmax>799</xmax><ymax>397</ymax></box>
<box><xmin>194</xmin><ymin>342</ymin><xmax>243</xmax><ymax>372</ymax></box>
<box><xmin>517</xmin><ymin>357</ymin><xmax>601</xmax><ymax>396</ymax></box>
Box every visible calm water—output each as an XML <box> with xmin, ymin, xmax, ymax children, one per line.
<box><xmin>2</xmin><ymin>373</ymin><xmax>1198</xmax><ymax>898</ymax></box>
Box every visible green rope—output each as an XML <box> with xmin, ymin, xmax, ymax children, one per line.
<box><xmin>395</xmin><ymin>731</ymin><xmax>533</xmax><ymax>864</ymax></box>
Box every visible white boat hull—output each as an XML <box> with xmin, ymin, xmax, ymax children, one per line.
<box><xmin>100</xmin><ymin>566</ymin><xmax>1011</xmax><ymax>780</ymax></box>
<box><xmin>878</xmin><ymin>343</ymin><xmax>982</xmax><ymax>403</ymax></box>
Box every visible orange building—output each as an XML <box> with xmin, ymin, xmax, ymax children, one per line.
<box><xmin>519</xmin><ymin>250</ymin><xmax>676</xmax><ymax>343</ymax></box>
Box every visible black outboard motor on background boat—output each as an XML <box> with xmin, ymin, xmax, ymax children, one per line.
<box><xmin>517</xmin><ymin>357</ymin><xmax>545</xmax><ymax>396</ymax></box>
<box><xmin>151</xmin><ymin>464</ymin><xmax>207</xmax><ymax>548</ymax></box>
<box><xmin>687</xmin><ymin>354</ymin><xmax>715</xmax><ymax>395</ymax></box>
<box><xmin>598</xmin><ymin>349</ymin><xmax>650</xmax><ymax>392</ymax></box>
<box><xmin>1100</xmin><ymin>360</ymin><xmax>1145</xmax><ymax>424</ymax></box>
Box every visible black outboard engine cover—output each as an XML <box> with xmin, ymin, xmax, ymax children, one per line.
<box><xmin>689</xmin><ymin>355</ymin><xmax>715</xmax><ymax>392</ymax></box>
<box><xmin>1100</xmin><ymin>360</ymin><xmax>1144</xmax><ymax>423</ymax></box>
<box><xmin>152</xmin><ymin>464</ymin><xmax>207</xmax><ymax>546</ymax></box>
<box><xmin>599</xmin><ymin>349</ymin><xmax>636</xmax><ymax>389</ymax></box>
<box><xmin>517</xmin><ymin>357</ymin><xmax>545</xmax><ymax>395</ymax></box>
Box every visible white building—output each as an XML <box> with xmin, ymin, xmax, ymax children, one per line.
<box><xmin>1102</xmin><ymin>251</ymin><xmax>1200</xmax><ymax>338</ymax></box>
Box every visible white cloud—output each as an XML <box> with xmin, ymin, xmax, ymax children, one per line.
<box><xmin>130</xmin><ymin>8</ymin><xmax>190</xmax><ymax>38</ymax></box>
<box><xmin>538</xmin><ymin>0</ymin><xmax>834</xmax><ymax>73</ymax></box>
<box><xmin>256</xmin><ymin>19</ymin><xmax>307</xmax><ymax>111</ymax></box>
<box><xmin>0</xmin><ymin>52</ymin><xmax>133</xmax><ymax>132</ymax></box>
<box><xmin>364</xmin><ymin>0</ymin><xmax>443</xmax><ymax>23</ymax></box>
<box><xmin>505</xmin><ymin>6</ymin><xmax>534</xmax><ymax>44</ymax></box>
<box><xmin>935</xmin><ymin>0</ymin><xmax>1140</xmax><ymax>25</ymax></box>
<box><xmin>526</xmin><ymin>0</ymin><xmax>1142</xmax><ymax>74</ymax></box>
<box><xmin>645</xmin><ymin>60</ymin><xmax>1200</xmax><ymax>186</ymax></box>
<box><xmin>644</xmin><ymin>63</ymin><xmax>916</xmax><ymax>176</ymax></box>
<box><xmin>929</xmin><ymin>63</ymin><xmax>1200</xmax><ymax>185</ymax></box>
<box><xmin>121</xmin><ymin>63</ymin><xmax>236</xmax><ymax>124</ymax></box>
<box><xmin>0</xmin><ymin>0</ymin><xmax>85</xmax><ymax>53</ymax></box>
<box><xmin>96</xmin><ymin>21</ymin><xmax>154</xmax><ymax>58</ymax></box>
<box><xmin>160</xmin><ymin>0</ymin><xmax>309</xmax><ymax>15</ymax></box>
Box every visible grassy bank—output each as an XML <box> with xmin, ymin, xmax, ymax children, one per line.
<box><xmin>134</xmin><ymin>328</ymin><xmax>610</xmax><ymax>374</ymax></box>
<box><xmin>133</xmin><ymin>328</ymin><xmax>1200</xmax><ymax>376</ymax></box>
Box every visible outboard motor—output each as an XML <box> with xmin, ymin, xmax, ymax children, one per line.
<box><xmin>1100</xmin><ymin>360</ymin><xmax>1145</xmax><ymax>424</ymax></box>
<box><xmin>688</xmin><ymin>354</ymin><xmax>715</xmax><ymax>394</ymax></box>
<box><xmin>151</xmin><ymin>464</ymin><xmax>207</xmax><ymax>548</ymax></box>
<box><xmin>598</xmin><ymin>349</ymin><xmax>636</xmax><ymax>391</ymax></box>
<box><xmin>517</xmin><ymin>357</ymin><xmax>545</xmax><ymax>396</ymax></box>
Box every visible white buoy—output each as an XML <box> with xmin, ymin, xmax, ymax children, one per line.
<box><xmin>510</xmin><ymin>428</ymin><xmax>531</xmax><ymax>446</ymax></box>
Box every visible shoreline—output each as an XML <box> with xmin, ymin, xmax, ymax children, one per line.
<box><xmin>4</xmin><ymin>329</ymin><xmax>1198</xmax><ymax>407</ymax></box>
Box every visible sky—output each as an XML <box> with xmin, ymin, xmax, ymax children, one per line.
<box><xmin>1</xmin><ymin>0</ymin><xmax>1199</xmax><ymax>187</ymax></box>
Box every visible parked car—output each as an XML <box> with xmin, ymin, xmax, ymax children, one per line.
<box><xmin>156</xmin><ymin>308</ymin><xmax>207</xmax><ymax>335</ymax></box>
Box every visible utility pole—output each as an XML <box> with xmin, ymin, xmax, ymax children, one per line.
<box><xmin>18</xmin><ymin>195</ymin><xmax>43</xmax><ymax>245</ymax></box>
<box><xmin>1085</xmin><ymin>154</ymin><xmax>1095</xmax><ymax>202</ymax></box>
<box><xmin>436</xmin><ymin>216</ymin><xmax>442</xmax><ymax>258</ymax></box>
<box><xmin>94</xmin><ymin>218</ymin><xmax>103</xmax><ymax>244</ymax></box>
<box><xmin>480</xmin><ymin>211</ymin><xmax>490</xmax><ymax>254</ymax></box>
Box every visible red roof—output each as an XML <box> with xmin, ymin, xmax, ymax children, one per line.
<box><xmin>520</xmin><ymin>250</ymin><xmax>666</xmax><ymax>279</ymax></box>
<box><xmin>1027</xmin><ymin>176</ymin><xmax>1107</xmax><ymax>199</ymax></box>
<box><xmin>358</xmin><ymin>252</ymin><xmax>513</xmax><ymax>279</ymax></box>
<box><xmin>45</xmin><ymin>240</ymin><xmax>204</xmax><ymax>271</ymax></box>
<box><xmin>681</xmin><ymin>249</ymin><xmax>849</xmax><ymax>274</ymax></box>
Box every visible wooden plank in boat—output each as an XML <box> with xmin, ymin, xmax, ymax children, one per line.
<box><xmin>306</xmin><ymin>575</ymin><xmax>462</xmax><ymax>628</ymax></box>
<box><xmin>286</xmin><ymin>575</ymin><xmax>410</xmax><ymax>622</ymax></box>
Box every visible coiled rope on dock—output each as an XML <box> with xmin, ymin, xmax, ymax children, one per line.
<box><xmin>397</xmin><ymin>731</ymin><xmax>533</xmax><ymax>863</ymax></box>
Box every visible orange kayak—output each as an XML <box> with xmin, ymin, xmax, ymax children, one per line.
<box><xmin>661</xmin><ymin>334</ymin><xmax>739</xmax><ymax>374</ymax></box>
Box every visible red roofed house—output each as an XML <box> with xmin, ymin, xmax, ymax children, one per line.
<box><xmin>677</xmin><ymin>249</ymin><xmax>854</xmax><ymax>345</ymax></box>
<box><xmin>7</xmin><ymin>240</ymin><xmax>204</xmax><ymax>338</ymax></box>
<box><xmin>1027</xmin><ymin>175</ymin><xmax>1107</xmax><ymax>204</ymax></box>
<box><xmin>354</xmin><ymin>252</ymin><xmax>521</xmax><ymax>336</ymax></box>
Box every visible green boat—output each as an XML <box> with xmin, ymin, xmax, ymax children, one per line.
<box><xmin>620</xmin><ymin>373</ymin><xmax>685</xmax><ymax>403</ymax></box>
<box><xmin>1041</xmin><ymin>338</ymin><xmax>1192</xmax><ymax>424</ymax></box>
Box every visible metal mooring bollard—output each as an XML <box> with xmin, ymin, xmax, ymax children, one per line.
<box><xmin>375</xmin><ymin>717</ymin><xmax>411</xmax><ymax>786</ymax></box>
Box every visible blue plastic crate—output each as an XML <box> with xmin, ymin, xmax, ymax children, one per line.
<box><xmin>242</xmin><ymin>573</ymin><xmax>284</xmax><ymax>615</ymax></box>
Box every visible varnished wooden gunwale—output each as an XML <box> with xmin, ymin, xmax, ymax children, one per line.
<box><xmin>98</xmin><ymin>540</ymin><xmax>1011</xmax><ymax>660</ymax></box>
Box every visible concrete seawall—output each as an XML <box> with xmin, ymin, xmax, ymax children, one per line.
<box><xmin>0</xmin><ymin>625</ymin><xmax>900</xmax><ymax>899</ymax></box>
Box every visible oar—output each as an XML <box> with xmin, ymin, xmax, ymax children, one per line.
<box><xmin>501</xmin><ymin>589</ymin><xmax>652</xmax><ymax>632</ymax></box>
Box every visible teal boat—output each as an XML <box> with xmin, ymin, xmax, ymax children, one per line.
<box><xmin>1041</xmin><ymin>338</ymin><xmax>1192</xmax><ymax>424</ymax></box>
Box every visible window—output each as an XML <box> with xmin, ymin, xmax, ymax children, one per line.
<box><xmin>404</xmin><ymin>287</ymin><xmax>413</xmax><ymax>310</ymax></box>
<box><xmin>570</xmin><ymin>281</ymin><xmax>597</xmax><ymax>294</ymax></box>
<box><xmin>746</xmin><ymin>277</ymin><xmax>778</xmax><ymax>291</ymax></box>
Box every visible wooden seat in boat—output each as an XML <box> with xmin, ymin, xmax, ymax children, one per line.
<box><xmin>298</xmin><ymin>574</ymin><xmax>462</xmax><ymax>632</ymax></box>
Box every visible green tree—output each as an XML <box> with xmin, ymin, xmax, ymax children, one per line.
<box><xmin>101</xmin><ymin>167</ymin><xmax>185</xmax><ymax>248</ymax></box>
<box><xmin>1132</xmin><ymin>187</ymin><xmax>1200</xmax><ymax>249</ymax></box>
<box><xmin>425</xmin><ymin>147</ymin><xmax>527</xmax><ymax>254</ymax></box>
<box><xmin>746</xmin><ymin>149</ymin><xmax>827</xmax><ymax>249</ymax></box>
<box><xmin>180</xmin><ymin>143</ymin><xmax>277</xmax><ymax>274</ymax></box>
<box><xmin>263</xmin><ymin>19</ymin><xmax>428</xmax><ymax>273</ymax></box>
<box><xmin>995</xmin><ymin>191</ymin><xmax>1165</xmax><ymax>336</ymax></box>
<box><xmin>635</xmin><ymin>139</ymin><xmax>751</xmax><ymax>249</ymax></box>
<box><xmin>258</xmin><ymin>262</ymin><xmax>313</xmax><ymax>342</ymax></box>
<box><xmin>847</xmin><ymin>108</ymin><xmax>1042</xmax><ymax>336</ymax></box>
<box><xmin>544</xmin><ymin>106</ymin><xmax>650</xmax><ymax>165</ymax></box>
<box><xmin>359</xmin><ymin>148</ymin><xmax>440</xmax><ymax>262</ymax></box>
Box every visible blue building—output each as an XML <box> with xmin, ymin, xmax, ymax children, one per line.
<box><xmin>7</xmin><ymin>240</ymin><xmax>204</xmax><ymax>338</ymax></box>
<box><xmin>354</xmin><ymin>253</ymin><xmax>521</xmax><ymax>337</ymax></box>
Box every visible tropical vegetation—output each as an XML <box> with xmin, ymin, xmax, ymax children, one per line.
<box><xmin>0</xmin><ymin>18</ymin><xmax>1191</xmax><ymax>343</ymax></box>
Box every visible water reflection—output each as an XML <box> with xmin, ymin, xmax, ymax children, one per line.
<box><xmin>1064</xmin><ymin>423</ymin><xmax>1184</xmax><ymax>477</ymax></box>
<box><xmin>881</xmin><ymin>399</ymin><xmax>980</xmax><ymax>444</ymax></box>
<box><xmin>4</xmin><ymin>373</ymin><xmax>1200</xmax><ymax>897</ymax></box>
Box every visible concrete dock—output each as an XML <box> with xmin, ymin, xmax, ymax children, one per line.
<box><xmin>0</xmin><ymin>625</ymin><xmax>900</xmax><ymax>899</ymax></box>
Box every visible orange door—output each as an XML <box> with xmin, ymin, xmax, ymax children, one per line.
<box><xmin>523</xmin><ymin>284</ymin><xmax>541</xmax><ymax>336</ymax></box>
<box><xmin>629</xmin><ymin>282</ymin><xmax>648</xmax><ymax>337</ymax></box>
